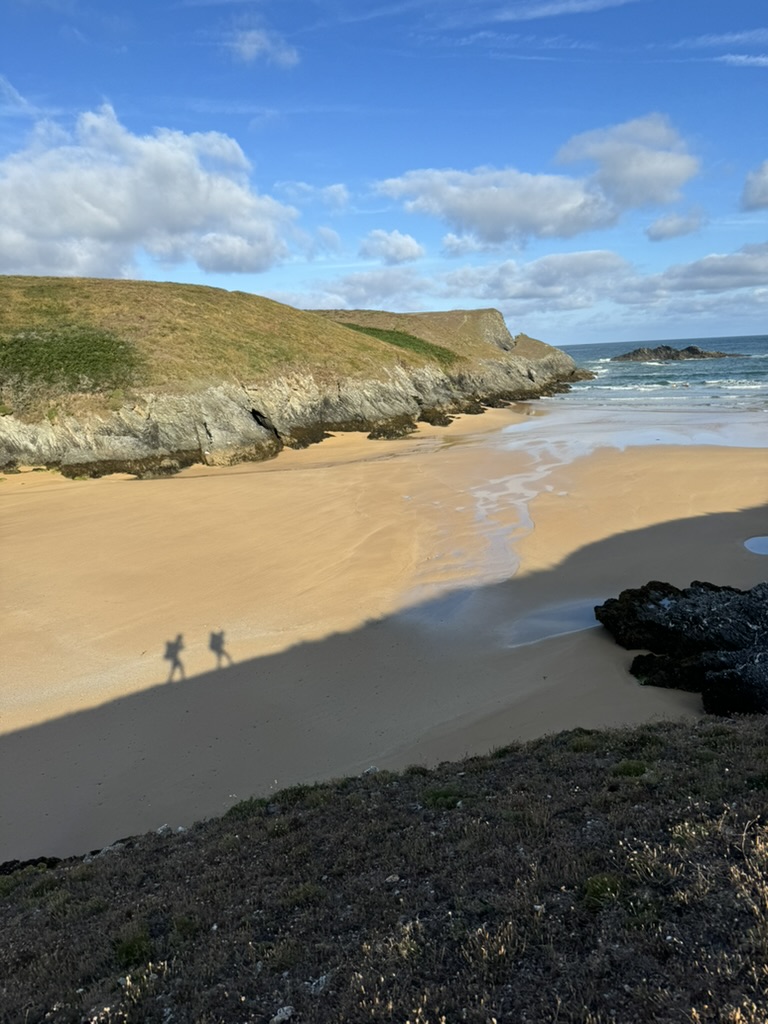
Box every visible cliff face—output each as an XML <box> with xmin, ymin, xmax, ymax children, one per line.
<box><xmin>0</xmin><ymin>309</ymin><xmax>586</xmax><ymax>478</ymax></box>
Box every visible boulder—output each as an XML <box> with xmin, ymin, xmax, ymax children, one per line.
<box><xmin>594</xmin><ymin>581</ymin><xmax>768</xmax><ymax>714</ymax></box>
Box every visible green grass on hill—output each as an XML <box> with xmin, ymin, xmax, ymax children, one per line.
<box><xmin>3</xmin><ymin>716</ymin><xmax>768</xmax><ymax>1023</ymax></box>
<box><xmin>343</xmin><ymin>323</ymin><xmax>461</xmax><ymax>368</ymax></box>
<box><xmin>0</xmin><ymin>325</ymin><xmax>143</xmax><ymax>393</ymax></box>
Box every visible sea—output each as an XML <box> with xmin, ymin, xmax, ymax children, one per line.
<box><xmin>558</xmin><ymin>334</ymin><xmax>768</xmax><ymax>411</ymax></box>
<box><xmin>438</xmin><ymin>333</ymin><xmax>768</xmax><ymax>603</ymax></box>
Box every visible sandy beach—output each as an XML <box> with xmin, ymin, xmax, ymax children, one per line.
<box><xmin>1</xmin><ymin>402</ymin><xmax>767</xmax><ymax>861</ymax></box>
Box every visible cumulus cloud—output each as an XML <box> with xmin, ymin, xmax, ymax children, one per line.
<box><xmin>743</xmin><ymin>161</ymin><xmax>768</xmax><ymax>209</ymax></box>
<box><xmin>377</xmin><ymin>167</ymin><xmax>615</xmax><ymax>244</ymax></box>
<box><xmin>359</xmin><ymin>229</ymin><xmax>425</xmax><ymax>264</ymax></box>
<box><xmin>442</xmin><ymin>232</ymin><xmax>500</xmax><ymax>256</ymax></box>
<box><xmin>558</xmin><ymin>113</ymin><xmax>699</xmax><ymax>206</ymax></box>
<box><xmin>377</xmin><ymin>115</ymin><xmax>698</xmax><ymax>247</ymax></box>
<box><xmin>645</xmin><ymin>210</ymin><xmax>705</xmax><ymax>241</ymax></box>
<box><xmin>443</xmin><ymin>250</ymin><xmax>630</xmax><ymax>310</ymax></box>
<box><xmin>289</xmin><ymin>267</ymin><xmax>427</xmax><ymax>310</ymax></box>
<box><xmin>230</xmin><ymin>28</ymin><xmax>299</xmax><ymax>68</ymax></box>
<box><xmin>0</xmin><ymin>104</ymin><xmax>297</xmax><ymax>277</ymax></box>
<box><xmin>655</xmin><ymin>242</ymin><xmax>768</xmax><ymax>293</ymax></box>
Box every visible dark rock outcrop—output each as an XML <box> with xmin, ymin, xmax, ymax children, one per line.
<box><xmin>612</xmin><ymin>344</ymin><xmax>743</xmax><ymax>362</ymax></box>
<box><xmin>595</xmin><ymin>581</ymin><xmax>768</xmax><ymax>714</ymax></box>
<box><xmin>0</xmin><ymin>314</ymin><xmax>591</xmax><ymax>477</ymax></box>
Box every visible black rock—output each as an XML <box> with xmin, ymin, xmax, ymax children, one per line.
<box><xmin>611</xmin><ymin>344</ymin><xmax>744</xmax><ymax>362</ymax></box>
<box><xmin>594</xmin><ymin>580</ymin><xmax>768</xmax><ymax>715</ymax></box>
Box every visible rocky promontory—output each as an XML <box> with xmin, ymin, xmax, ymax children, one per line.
<box><xmin>0</xmin><ymin>278</ymin><xmax>591</xmax><ymax>478</ymax></box>
<box><xmin>611</xmin><ymin>344</ymin><xmax>741</xmax><ymax>362</ymax></box>
<box><xmin>595</xmin><ymin>580</ymin><xmax>768</xmax><ymax>714</ymax></box>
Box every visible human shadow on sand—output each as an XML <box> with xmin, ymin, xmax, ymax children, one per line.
<box><xmin>2</xmin><ymin>504</ymin><xmax>766</xmax><ymax>864</ymax></box>
<box><xmin>163</xmin><ymin>634</ymin><xmax>186</xmax><ymax>682</ymax></box>
<box><xmin>209</xmin><ymin>630</ymin><xmax>233</xmax><ymax>669</ymax></box>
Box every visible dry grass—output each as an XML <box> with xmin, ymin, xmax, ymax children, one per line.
<box><xmin>4</xmin><ymin>716</ymin><xmax>768</xmax><ymax>1023</ymax></box>
<box><xmin>0</xmin><ymin>277</ymin><xmax>443</xmax><ymax>399</ymax></box>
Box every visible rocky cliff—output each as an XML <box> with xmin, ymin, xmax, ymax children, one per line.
<box><xmin>0</xmin><ymin>300</ymin><xmax>587</xmax><ymax>478</ymax></box>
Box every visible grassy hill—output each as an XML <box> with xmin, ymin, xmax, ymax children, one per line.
<box><xmin>0</xmin><ymin>278</ymin><xmax>530</xmax><ymax>419</ymax></box>
<box><xmin>2</xmin><ymin>715</ymin><xmax>768</xmax><ymax>1023</ymax></box>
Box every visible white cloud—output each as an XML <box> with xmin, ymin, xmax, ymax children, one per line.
<box><xmin>442</xmin><ymin>232</ymin><xmax>499</xmax><ymax>256</ymax></box>
<box><xmin>378</xmin><ymin>115</ymin><xmax>698</xmax><ymax>247</ymax></box>
<box><xmin>655</xmin><ymin>242</ymin><xmax>768</xmax><ymax>294</ymax></box>
<box><xmin>315</xmin><ymin>226</ymin><xmax>342</xmax><ymax>252</ymax></box>
<box><xmin>0</xmin><ymin>104</ymin><xmax>297</xmax><ymax>277</ymax></box>
<box><xmin>0</xmin><ymin>75</ymin><xmax>38</xmax><ymax>117</ymax></box>
<box><xmin>443</xmin><ymin>250</ymin><xmax>630</xmax><ymax>310</ymax></box>
<box><xmin>293</xmin><ymin>267</ymin><xmax>427</xmax><ymax>310</ymax></box>
<box><xmin>558</xmin><ymin>114</ymin><xmax>699</xmax><ymax>207</ymax></box>
<box><xmin>675</xmin><ymin>29</ymin><xmax>768</xmax><ymax>48</ymax></box>
<box><xmin>743</xmin><ymin>161</ymin><xmax>768</xmax><ymax>209</ymax></box>
<box><xmin>275</xmin><ymin>180</ymin><xmax>350</xmax><ymax>208</ymax></box>
<box><xmin>491</xmin><ymin>0</ymin><xmax>642</xmax><ymax>22</ymax></box>
<box><xmin>230</xmin><ymin>29</ymin><xmax>299</xmax><ymax>68</ymax></box>
<box><xmin>359</xmin><ymin>228</ymin><xmax>425</xmax><ymax>264</ymax></box>
<box><xmin>378</xmin><ymin>167</ymin><xmax>615</xmax><ymax>244</ymax></box>
<box><xmin>715</xmin><ymin>54</ymin><xmax>768</xmax><ymax>67</ymax></box>
<box><xmin>645</xmin><ymin>210</ymin><xmax>704</xmax><ymax>241</ymax></box>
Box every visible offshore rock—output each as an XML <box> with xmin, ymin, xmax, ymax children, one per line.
<box><xmin>612</xmin><ymin>344</ymin><xmax>743</xmax><ymax>362</ymax></box>
<box><xmin>0</xmin><ymin>314</ymin><xmax>589</xmax><ymax>477</ymax></box>
<box><xmin>595</xmin><ymin>581</ymin><xmax>768</xmax><ymax>715</ymax></box>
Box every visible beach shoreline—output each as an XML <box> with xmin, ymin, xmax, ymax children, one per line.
<box><xmin>1</xmin><ymin>402</ymin><xmax>767</xmax><ymax>860</ymax></box>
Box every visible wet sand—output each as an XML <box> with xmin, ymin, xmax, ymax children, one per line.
<box><xmin>1</xmin><ymin>405</ymin><xmax>767</xmax><ymax>860</ymax></box>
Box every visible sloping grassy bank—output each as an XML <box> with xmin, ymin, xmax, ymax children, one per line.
<box><xmin>0</xmin><ymin>279</ymin><xmax>526</xmax><ymax>421</ymax></box>
<box><xmin>3</xmin><ymin>716</ymin><xmax>768</xmax><ymax>1023</ymax></box>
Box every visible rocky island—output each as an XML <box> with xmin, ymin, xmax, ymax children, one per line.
<box><xmin>0</xmin><ymin>276</ymin><xmax>591</xmax><ymax>478</ymax></box>
<box><xmin>611</xmin><ymin>343</ymin><xmax>742</xmax><ymax>362</ymax></box>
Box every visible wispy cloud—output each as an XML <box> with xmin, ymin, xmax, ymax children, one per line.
<box><xmin>275</xmin><ymin>181</ymin><xmax>350</xmax><ymax>209</ymax></box>
<box><xmin>491</xmin><ymin>0</ymin><xmax>643</xmax><ymax>24</ymax></box>
<box><xmin>175</xmin><ymin>0</ymin><xmax>262</xmax><ymax>6</ymax></box>
<box><xmin>715</xmin><ymin>53</ymin><xmax>768</xmax><ymax>67</ymax></box>
<box><xmin>454</xmin><ymin>29</ymin><xmax>597</xmax><ymax>50</ymax></box>
<box><xmin>229</xmin><ymin>28</ymin><xmax>299</xmax><ymax>67</ymax></box>
<box><xmin>0</xmin><ymin>75</ymin><xmax>38</xmax><ymax>117</ymax></box>
<box><xmin>674</xmin><ymin>28</ymin><xmax>768</xmax><ymax>49</ymax></box>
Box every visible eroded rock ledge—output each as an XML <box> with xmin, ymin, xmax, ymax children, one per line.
<box><xmin>0</xmin><ymin>315</ymin><xmax>589</xmax><ymax>478</ymax></box>
<box><xmin>595</xmin><ymin>581</ymin><xmax>768</xmax><ymax>715</ymax></box>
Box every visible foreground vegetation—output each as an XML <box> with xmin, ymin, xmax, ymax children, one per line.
<box><xmin>4</xmin><ymin>716</ymin><xmax>768</xmax><ymax>1023</ymax></box>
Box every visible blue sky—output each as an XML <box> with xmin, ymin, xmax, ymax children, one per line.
<box><xmin>1</xmin><ymin>0</ymin><xmax>767</xmax><ymax>344</ymax></box>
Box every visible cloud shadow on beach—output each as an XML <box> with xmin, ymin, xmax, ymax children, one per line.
<box><xmin>2</xmin><ymin>503</ymin><xmax>766</xmax><ymax>863</ymax></box>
